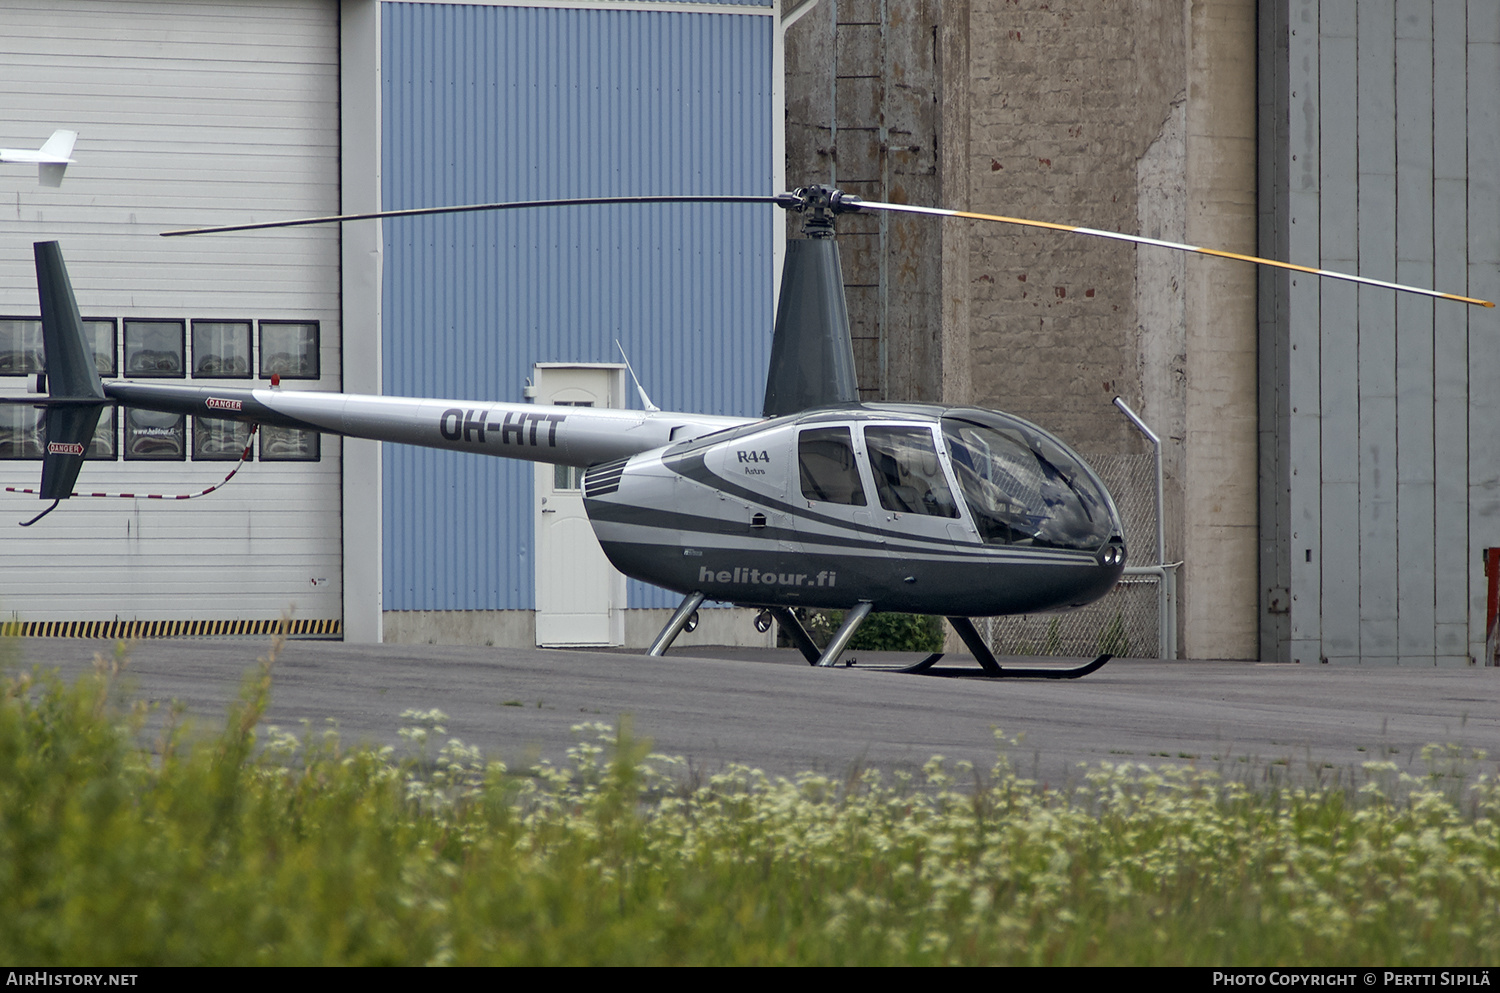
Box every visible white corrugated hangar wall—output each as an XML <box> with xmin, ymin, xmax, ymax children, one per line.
<box><xmin>0</xmin><ymin>0</ymin><xmax>346</xmax><ymax>635</ymax></box>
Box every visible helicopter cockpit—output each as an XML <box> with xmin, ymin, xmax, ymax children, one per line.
<box><xmin>940</xmin><ymin>410</ymin><xmax>1118</xmax><ymax>552</ymax></box>
<box><xmin>791</xmin><ymin>407</ymin><xmax>1120</xmax><ymax>555</ymax></box>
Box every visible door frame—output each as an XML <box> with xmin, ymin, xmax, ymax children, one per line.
<box><xmin>532</xmin><ymin>363</ymin><xmax>628</xmax><ymax>646</ymax></box>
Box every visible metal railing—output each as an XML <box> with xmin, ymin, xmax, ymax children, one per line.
<box><xmin>982</xmin><ymin>400</ymin><xmax>1179</xmax><ymax>660</ymax></box>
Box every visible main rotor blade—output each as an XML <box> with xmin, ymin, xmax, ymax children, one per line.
<box><xmin>160</xmin><ymin>194</ymin><xmax>782</xmax><ymax>237</ymax></box>
<box><xmin>857</xmin><ymin>199</ymin><xmax>1495</xmax><ymax>308</ymax></box>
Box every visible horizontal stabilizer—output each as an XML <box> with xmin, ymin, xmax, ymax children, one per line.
<box><xmin>0</xmin><ymin>396</ymin><xmax>111</xmax><ymax>407</ymax></box>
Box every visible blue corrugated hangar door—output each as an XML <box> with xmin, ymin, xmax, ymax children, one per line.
<box><xmin>379</xmin><ymin>1</ymin><xmax>776</xmax><ymax>637</ymax></box>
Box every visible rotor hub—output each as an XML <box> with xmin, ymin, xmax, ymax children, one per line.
<box><xmin>774</xmin><ymin>185</ymin><xmax>864</xmax><ymax>239</ymax></box>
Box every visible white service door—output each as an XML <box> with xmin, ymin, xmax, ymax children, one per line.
<box><xmin>533</xmin><ymin>366</ymin><xmax>626</xmax><ymax>646</ymax></box>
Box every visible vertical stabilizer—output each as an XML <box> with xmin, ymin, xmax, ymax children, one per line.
<box><xmin>36</xmin><ymin>130</ymin><xmax>76</xmax><ymax>186</ymax></box>
<box><xmin>36</xmin><ymin>129</ymin><xmax>77</xmax><ymax>162</ymax></box>
<box><xmin>34</xmin><ymin>242</ymin><xmax>104</xmax><ymax>500</ymax></box>
<box><xmin>36</xmin><ymin>242</ymin><xmax>102</xmax><ymax>401</ymax></box>
<box><xmin>38</xmin><ymin>162</ymin><xmax>68</xmax><ymax>187</ymax></box>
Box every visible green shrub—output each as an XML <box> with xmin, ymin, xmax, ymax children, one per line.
<box><xmin>800</xmin><ymin>609</ymin><xmax>946</xmax><ymax>652</ymax></box>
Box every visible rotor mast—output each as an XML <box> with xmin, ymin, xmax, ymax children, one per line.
<box><xmin>761</xmin><ymin>186</ymin><xmax>867</xmax><ymax>417</ymax></box>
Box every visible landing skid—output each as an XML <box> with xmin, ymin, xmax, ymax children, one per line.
<box><xmin>647</xmin><ymin>598</ymin><xmax>1110</xmax><ymax>680</ymax></box>
<box><xmin>763</xmin><ymin>608</ymin><xmax>1112</xmax><ymax>679</ymax></box>
<box><xmin>886</xmin><ymin>653</ymin><xmax>1112</xmax><ymax>679</ymax></box>
<box><xmin>900</xmin><ymin>616</ymin><xmax>1114</xmax><ymax>679</ymax></box>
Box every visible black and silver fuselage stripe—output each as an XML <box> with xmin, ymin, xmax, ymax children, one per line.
<box><xmin>583</xmin><ymin>497</ymin><xmax>1096</xmax><ymax>565</ymax></box>
<box><xmin>645</xmin><ymin>449</ymin><xmax>1102</xmax><ymax>562</ymax></box>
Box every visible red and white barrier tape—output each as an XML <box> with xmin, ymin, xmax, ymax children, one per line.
<box><xmin>5</xmin><ymin>425</ymin><xmax>258</xmax><ymax>501</ymax></box>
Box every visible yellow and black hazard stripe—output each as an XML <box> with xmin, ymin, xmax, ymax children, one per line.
<box><xmin>0</xmin><ymin>618</ymin><xmax>341</xmax><ymax>639</ymax></box>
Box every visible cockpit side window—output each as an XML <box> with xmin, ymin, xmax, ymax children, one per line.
<box><xmin>862</xmin><ymin>425</ymin><xmax>959</xmax><ymax>518</ymax></box>
<box><xmin>941</xmin><ymin>416</ymin><xmax>1113</xmax><ymax>550</ymax></box>
<box><xmin>798</xmin><ymin>427</ymin><xmax>867</xmax><ymax>506</ymax></box>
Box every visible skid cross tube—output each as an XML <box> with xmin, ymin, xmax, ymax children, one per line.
<box><xmin>770</xmin><ymin>603</ymin><xmax>875</xmax><ymax>667</ymax></box>
<box><xmin>815</xmin><ymin>602</ymin><xmax>873</xmax><ymax>667</ymax></box>
<box><xmin>769</xmin><ymin>606</ymin><xmax>823</xmax><ymax>665</ymax></box>
<box><xmin>646</xmin><ymin>591</ymin><xmax>705</xmax><ymax>657</ymax></box>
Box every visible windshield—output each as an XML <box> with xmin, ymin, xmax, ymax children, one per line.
<box><xmin>942</xmin><ymin>412</ymin><xmax>1116</xmax><ymax>551</ymax></box>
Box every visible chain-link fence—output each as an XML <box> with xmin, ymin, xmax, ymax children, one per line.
<box><xmin>981</xmin><ymin>452</ymin><xmax>1169</xmax><ymax>659</ymax></box>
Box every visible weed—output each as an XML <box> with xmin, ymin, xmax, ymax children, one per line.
<box><xmin>1</xmin><ymin>654</ymin><xmax>1497</xmax><ymax>965</ymax></box>
<box><xmin>1097</xmin><ymin>610</ymin><xmax>1130</xmax><ymax>657</ymax></box>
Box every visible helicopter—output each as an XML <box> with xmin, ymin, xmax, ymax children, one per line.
<box><xmin>0</xmin><ymin>130</ymin><xmax>76</xmax><ymax>187</ymax></box>
<box><xmin>7</xmin><ymin>186</ymin><xmax>1491</xmax><ymax>676</ymax></box>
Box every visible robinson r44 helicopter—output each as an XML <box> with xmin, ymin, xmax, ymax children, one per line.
<box><xmin>6</xmin><ymin>187</ymin><xmax>1491</xmax><ymax>676</ymax></box>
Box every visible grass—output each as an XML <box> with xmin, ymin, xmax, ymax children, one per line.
<box><xmin>1</xmin><ymin>644</ymin><xmax>1498</xmax><ymax>965</ymax></box>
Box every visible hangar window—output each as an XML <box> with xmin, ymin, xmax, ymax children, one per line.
<box><xmin>124</xmin><ymin>320</ymin><xmax>185</xmax><ymax>378</ymax></box>
<box><xmin>260</xmin><ymin>322</ymin><xmax>319</xmax><ymax>380</ymax></box>
<box><xmin>260</xmin><ymin>425</ymin><xmax>319</xmax><ymax>462</ymax></box>
<box><xmin>84</xmin><ymin>320</ymin><xmax>117</xmax><ymax>377</ymax></box>
<box><xmin>0</xmin><ymin>319</ymin><xmax>115</xmax><ymax>378</ymax></box>
<box><xmin>192</xmin><ymin>321</ymin><xmax>252</xmax><ymax>378</ymax></box>
<box><xmin>0</xmin><ymin>407</ymin><xmax>114</xmax><ymax>461</ymax></box>
<box><xmin>0</xmin><ymin>405</ymin><xmax>42</xmax><ymax>459</ymax></box>
<box><xmin>0</xmin><ymin>319</ymin><xmax>42</xmax><ymax>376</ymax></box>
<box><xmin>798</xmin><ymin>427</ymin><xmax>867</xmax><ymax>506</ymax></box>
<box><xmin>124</xmin><ymin>409</ymin><xmax>185</xmax><ymax>460</ymax></box>
<box><xmin>193</xmin><ymin>416</ymin><xmax>252</xmax><ymax>461</ymax></box>
<box><xmin>85</xmin><ymin>408</ymin><xmax>117</xmax><ymax>461</ymax></box>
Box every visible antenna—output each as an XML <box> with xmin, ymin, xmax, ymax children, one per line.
<box><xmin>615</xmin><ymin>341</ymin><xmax>660</xmax><ymax>412</ymax></box>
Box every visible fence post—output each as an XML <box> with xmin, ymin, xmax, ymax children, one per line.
<box><xmin>1113</xmin><ymin>397</ymin><xmax>1176</xmax><ymax>658</ymax></box>
<box><xmin>1485</xmin><ymin>548</ymin><xmax>1500</xmax><ymax>666</ymax></box>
